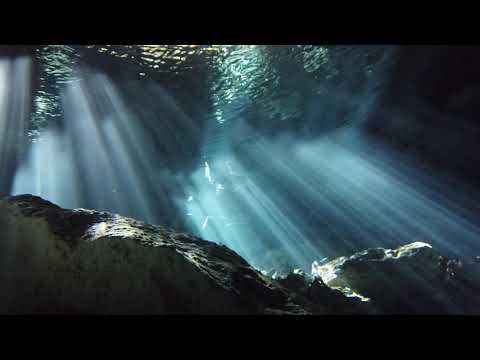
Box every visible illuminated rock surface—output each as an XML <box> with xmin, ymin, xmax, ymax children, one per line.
<box><xmin>312</xmin><ymin>242</ymin><xmax>480</xmax><ymax>314</ymax></box>
<box><xmin>0</xmin><ymin>194</ymin><xmax>478</xmax><ymax>314</ymax></box>
<box><xmin>0</xmin><ymin>194</ymin><xmax>310</xmax><ymax>314</ymax></box>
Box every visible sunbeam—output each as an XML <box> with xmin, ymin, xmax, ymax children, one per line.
<box><xmin>9</xmin><ymin>46</ymin><xmax>480</xmax><ymax>277</ymax></box>
<box><xmin>0</xmin><ymin>57</ymin><xmax>31</xmax><ymax>192</ymax></box>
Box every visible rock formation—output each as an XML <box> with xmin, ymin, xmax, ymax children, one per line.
<box><xmin>312</xmin><ymin>242</ymin><xmax>480</xmax><ymax>314</ymax></box>
<box><xmin>0</xmin><ymin>194</ymin><xmax>478</xmax><ymax>314</ymax></box>
<box><xmin>0</xmin><ymin>194</ymin><xmax>314</xmax><ymax>314</ymax></box>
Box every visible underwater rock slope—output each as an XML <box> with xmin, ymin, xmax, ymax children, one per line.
<box><xmin>0</xmin><ymin>194</ymin><xmax>478</xmax><ymax>314</ymax></box>
<box><xmin>0</xmin><ymin>194</ymin><xmax>310</xmax><ymax>314</ymax></box>
<box><xmin>313</xmin><ymin>242</ymin><xmax>480</xmax><ymax>314</ymax></box>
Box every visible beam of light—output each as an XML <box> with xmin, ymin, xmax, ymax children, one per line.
<box><xmin>10</xmin><ymin>53</ymin><xmax>480</xmax><ymax>278</ymax></box>
<box><xmin>12</xmin><ymin>69</ymin><xmax>199</xmax><ymax>228</ymax></box>
<box><xmin>174</xmin><ymin>121</ymin><xmax>480</xmax><ymax>273</ymax></box>
<box><xmin>0</xmin><ymin>56</ymin><xmax>32</xmax><ymax>304</ymax></box>
<box><xmin>0</xmin><ymin>57</ymin><xmax>31</xmax><ymax>191</ymax></box>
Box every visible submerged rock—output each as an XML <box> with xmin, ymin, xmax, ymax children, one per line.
<box><xmin>0</xmin><ymin>194</ymin><xmax>307</xmax><ymax>314</ymax></box>
<box><xmin>1</xmin><ymin>194</ymin><xmax>478</xmax><ymax>314</ymax></box>
<box><xmin>312</xmin><ymin>242</ymin><xmax>480</xmax><ymax>314</ymax></box>
<box><xmin>274</xmin><ymin>271</ymin><xmax>369</xmax><ymax>314</ymax></box>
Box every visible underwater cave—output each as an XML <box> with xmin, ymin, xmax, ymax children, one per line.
<box><xmin>0</xmin><ymin>44</ymin><xmax>480</xmax><ymax>315</ymax></box>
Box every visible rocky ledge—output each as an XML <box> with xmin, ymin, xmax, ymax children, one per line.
<box><xmin>0</xmin><ymin>194</ymin><xmax>478</xmax><ymax>314</ymax></box>
<box><xmin>312</xmin><ymin>242</ymin><xmax>480</xmax><ymax>314</ymax></box>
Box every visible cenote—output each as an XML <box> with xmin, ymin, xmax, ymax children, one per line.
<box><xmin>1</xmin><ymin>45</ymin><xmax>480</xmax><ymax>314</ymax></box>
